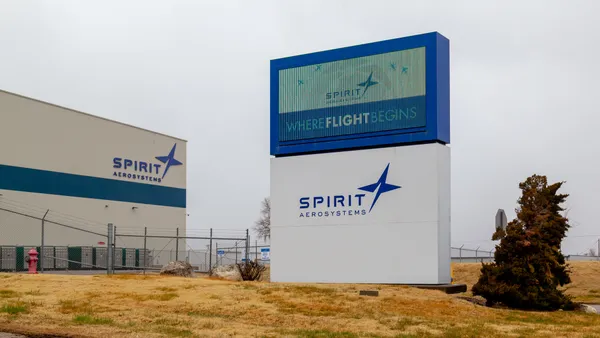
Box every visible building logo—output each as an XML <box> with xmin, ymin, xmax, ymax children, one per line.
<box><xmin>112</xmin><ymin>143</ymin><xmax>183</xmax><ymax>184</ymax></box>
<box><xmin>357</xmin><ymin>163</ymin><xmax>401</xmax><ymax>212</ymax></box>
<box><xmin>325</xmin><ymin>71</ymin><xmax>379</xmax><ymax>104</ymax></box>
<box><xmin>154</xmin><ymin>144</ymin><xmax>183</xmax><ymax>179</ymax></box>
<box><xmin>298</xmin><ymin>163</ymin><xmax>400</xmax><ymax>218</ymax></box>
<box><xmin>357</xmin><ymin>72</ymin><xmax>379</xmax><ymax>98</ymax></box>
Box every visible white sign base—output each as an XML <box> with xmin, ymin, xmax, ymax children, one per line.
<box><xmin>270</xmin><ymin>143</ymin><xmax>450</xmax><ymax>284</ymax></box>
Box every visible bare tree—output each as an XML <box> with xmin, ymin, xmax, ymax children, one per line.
<box><xmin>253</xmin><ymin>197</ymin><xmax>270</xmax><ymax>240</ymax></box>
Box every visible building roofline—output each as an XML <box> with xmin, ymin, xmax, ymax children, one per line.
<box><xmin>0</xmin><ymin>88</ymin><xmax>188</xmax><ymax>142</ymax></box>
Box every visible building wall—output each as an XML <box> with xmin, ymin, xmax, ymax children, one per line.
<box><xmin>0</xmin><ymin>90</ymin><xmax>186</xmax><ymax>257</ymax></box>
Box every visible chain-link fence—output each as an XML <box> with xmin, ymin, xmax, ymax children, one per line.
<box><xmin>565</xmin><ymin>255</ymin><xmax>600</xmax><ymax>261</ymax></box>
<box><xmin>213</xmin><ymin>243</ymin><xmax>271</xmax><ymax>265</ymax></box>
<box><xmin>0</xmin><ymin>196</ymin><xmax>250</xmax><ymax>274</ymax></box>
<box><xmin>0</xmin><ymin>196</ymin><xmax>111</xmax><ymax>272</ymax></box>
<box><xmin>7</xmin><ymin>194</ymin><xmax>598</xmax><ymax>275</ymax></box>
<box><xmin>451</xmin><ymin>246</ymin><xmax>494</xmax><ymax>263</ymax></box>
<box><xmin>114</xmin><ymin>227</ymin><xmax>249</xmax><ymax>273</ymax></box>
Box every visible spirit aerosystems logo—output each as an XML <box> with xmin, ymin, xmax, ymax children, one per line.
<box><xmin>112</xmin><ymin>143</ymin><xmax>183</xmax><ymax>184</ymax></box>
<box><xmin>298</xmin><ymin>163</ymin><xmax>400</xmax><ymax>218</ymax></box>
<box><xmin>325</xmin><ymin>71</ymin><xmax>379</xmax><ymax>104</ymax></box>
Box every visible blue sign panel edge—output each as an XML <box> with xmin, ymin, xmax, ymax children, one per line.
<box><xmin>270</xmin><ymin>32</ymin><xmax>449</xmax><ymax>156</ymax></box>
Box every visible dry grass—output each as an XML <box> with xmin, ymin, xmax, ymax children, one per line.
<box><xmin>453</xmin><ymin>261</ymin><xmax>600</xmax><ymax>303</ymax></box>
<box><xmin>0</xmin><ymin>263</ymin><xmax>598</xmax><ymax>337</ymax></box>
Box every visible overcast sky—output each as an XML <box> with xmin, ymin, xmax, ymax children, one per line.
<box><xmin>1</xmin><ymin>0</ymin><xmax>598</xmax><ymax>254</ymax></box>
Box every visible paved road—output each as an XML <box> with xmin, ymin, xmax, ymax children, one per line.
<box><xmin>0</xmin><ymin>333</ymin><xmax>27</xmax><ymax>338</ymax></box>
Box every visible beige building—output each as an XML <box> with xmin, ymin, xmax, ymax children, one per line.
<box><xmin>0</xmin><ymin>89</ymin><xmax>187</xmax><ymax>264</ymax></box>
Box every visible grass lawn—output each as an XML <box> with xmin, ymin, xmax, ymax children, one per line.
<box><xmin>0</xmin><ymin>262</ymin><xmax>598</xmax><ymax>337</ymax></box>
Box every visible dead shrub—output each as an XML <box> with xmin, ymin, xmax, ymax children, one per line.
<box><xmin>236</xmin><ymin>261</ymin><xmax>266</xmax><ymax>281</ymax></box>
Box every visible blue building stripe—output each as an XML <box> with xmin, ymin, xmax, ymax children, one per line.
<box><xmin>0</xmin><ymin>164</ymin><xmax>186</xmax><ymax>208</ymax></box>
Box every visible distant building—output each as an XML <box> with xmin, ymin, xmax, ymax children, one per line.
<box><xmin>0</xmin><ymin>89</ymin><xmax>187</xmax><ymax>262</ymax></box>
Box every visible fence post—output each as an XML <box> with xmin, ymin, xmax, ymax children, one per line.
<box><xmin>208</xmin><ymin>228</ymin><xmax>213</xmax><ymax>272</ymax></box>
<box><xmin>175</xmin><ymin>228</ymin><xmax>179</xmax><ymax>261</ymax></box>
<box><xmin>216</xmin><ymin>243</ymin><xmax>219</xmax><ymax>267</ymax></box>
<box><xmin>112</xmin><ymin>226</ymin><xmax>117</xmax><ymax>273</ymax></box>
<box><xmin>255</xmin><ymin>240</ymin><xmax>258</xmax><ymax>261</ymax></box>
<box><xmin>143</xmin><ymin>227</ymin><xmax>147</xmax><ymax>275</ymax></box>
<box><xmin>107</xmin><ymin>223</ymin><xmax>113</xmax><ymax>275</ymax></box>
<box><xmin>245</xmin><ymin>229</ymin><xmax>249</xmax><ymax>262</ymax></box>
<box><xmin>235</xmin><ymin>242</ymin><xmax>238</xmax><ymax>263</ymax></box>
<box><xmin>40</xmin><ymin>209</ymin><xmax>49</xmax><ymax>273</ymax></box>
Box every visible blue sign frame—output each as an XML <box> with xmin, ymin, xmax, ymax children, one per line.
<box><xmin>270</xmin><ymin>32</ymin><xmax>449</xmax><ymax>156</ymax></box>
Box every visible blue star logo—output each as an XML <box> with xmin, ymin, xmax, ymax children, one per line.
<box><xmin>155</xmin><ymin>144</ymin><xmax>183</xmax><ymax>180</ymax></box>
<box><xmin>402</xmin><ymin>66</ymin><xmax>408</xmax><ymax>74</ymax></box>
<box><xmin>357</xmin><ymin>72</ymin><xmax>378</xmax><ymax>97</ymax></box>
<box><xmin>358</xmin><ymin>163</ymin><xmax>401</xmax><ymax>212</ymax></box>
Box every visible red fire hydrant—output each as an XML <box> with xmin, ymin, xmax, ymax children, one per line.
<box><xmin>26</xmin><ymin>248</ymin><xmax>38</xmax><ymax>274</ymax></box>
